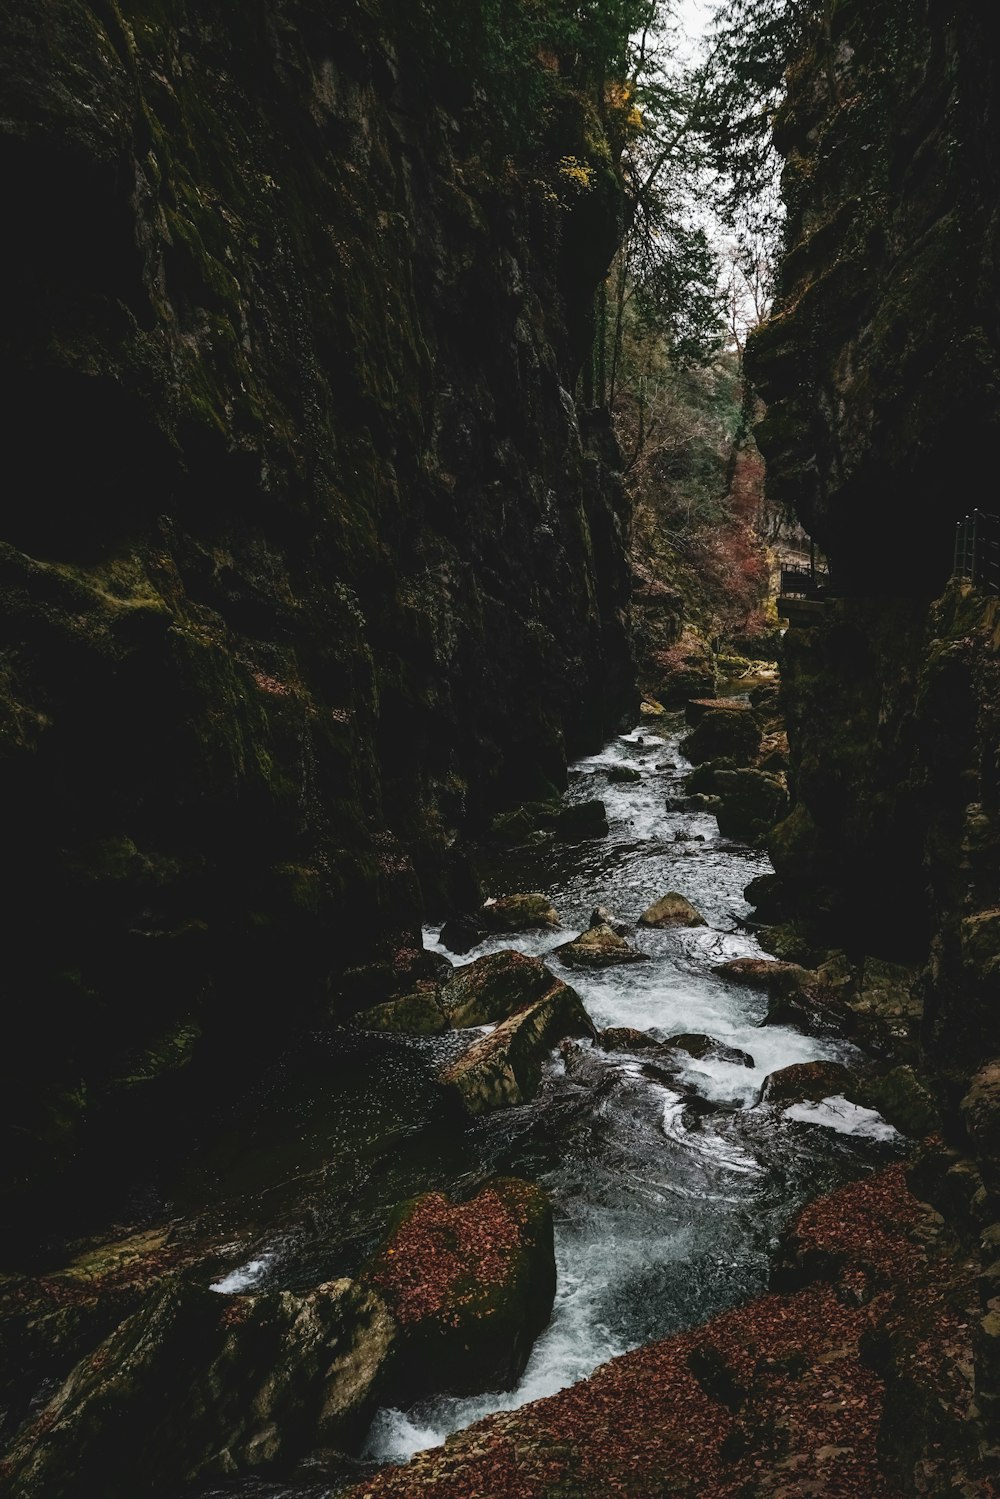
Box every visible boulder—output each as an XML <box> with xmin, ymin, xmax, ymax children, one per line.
<box><xmin>713</xmin><ymin>957</ymin><xmax>815</xmax><ymax>995</ymax></box>
<box><xmin>680</xmin><ymin>707</ymin><xmax>762</xmax><ymax>767</ymax></box>
<box><xmin>684</xmin><ymin>697</ymin><xmax>751</xmax><ymax>728</ymax></box>
<box><xmin>366</xmin><ymin>1178</ymin><xmax>555</xmax><ymax>1401</ymax></box>
<box><xmin>760</xmin><ymin>1060</ymin><xmax>859</xmax><ymax>1107</ymax></box>
<box><xmin>442</xmin><ymin>981</ymin><xmax>596</xmax><ymax>1114</ymax></box>
<box><xmin>639</xmin><ymin>892</ymin><xmax>707</xmax><ymax>928</ymax></box>
<box><xmin>599</xmin><ymin>1027</ymin><xmax>664</xmax><ymax>1053</ymax></box>
<box><xmin>607</xmin><ymin>765</ymin><xmax>641</xmax><ymax>784</ymax></box>
<box><xmin>438</xmin><ymin>950</ymin><xmax>555</xmax><ymax>1029</ymax></box>
<box><xmin>353</xmin><ymin>992</ymin><xmax>449</xmax><ymax>1035</ymax></box>
<box><xmin>440</xmin><ymin>894</ymin><xmax>560</xmax><ymax>954</ymax></box>
<box><xmin>666</xmin><ymin>1033</ymin><xmax>755</xmax><ymax>1068</ymax></box>
<box><xmin>554</xmin><ymin>799</ymin><xmax>609</xmax><ymax>842</ymax></box>
<box><xmin>743</xmin><ymin>872</ymin><xmax>788</xmax><ymax>921</ymax></box>
<box><xmin>684</xmin><ymin>758</ymin><xmax>735</xmax><ymax>793</ymax></box>
<box><xmin>555</xmin><ymin>925</ymin><xmax>647</xmax><ymax>970</ymax></box>
<box><xmin>639</xmin><ymin>699</ymin><xmax>667</xmax><ymax>717</ymax></box>
<box><xmin>589</xmin><ymin>905</ymin><xmax>630</xmax><ymax>937</ymax></box>
<box><xmin>487</xmin><ymin>801</ymin><xmax>560</xmax><ymax>845</ymax></box>
<box><xmin>713</xmin><ymin>769</ymin><xmax>790</xmax><ymax>846</ymax></box>
<box><xmin>2</xmin><ymin>1279</ymin><xmax>396</xmax><ymax>1498</ymax></box>
<box><xmin>480</xmin><ymin>893</ymin><xmax>560</xmax><ymax>933</ymax></box>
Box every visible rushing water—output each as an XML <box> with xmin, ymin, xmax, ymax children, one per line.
<box><xmin>180</xmin><ymin>704</ymin><xmax>903</xmax><ymax>1497</ymax></box>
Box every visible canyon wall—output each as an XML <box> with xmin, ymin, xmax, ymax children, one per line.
<box><xmin>748</xmin><ymin>0</ymin><xmax>1000</xmax><ymax>1085</ymax></box>
<box><xmin>0</xmin><ymin>0</ymin><xmax>635</xmax><ymax>1220</ymax></box>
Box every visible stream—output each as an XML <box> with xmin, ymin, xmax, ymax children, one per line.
<box><xmin>181</xmin><ymin>702</ymin><xmax>904</xmax><ymax>1496</ymax></box>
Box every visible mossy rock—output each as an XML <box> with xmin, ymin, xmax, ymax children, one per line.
<box><xmin>666</xmin><ymin>1033</ymin><xmax>755</xmax><ymax>1068</ymax></box>
<box><xmin>555</xmin><ymin>925</ymin><xmax>647</xmax><ymax>970</ymax></box>
<box><xmin>353</xmin><ymin>992</ymin><xmax>449</xmax><ymax>1035</ymax></box>
<box><xmin>479</xmin><ymin>893</ymin><xmax>561</xmax><ymax>934</ymax></box>
<box><xmin>607</xmin><ymin>765</ymin><xmax>641</xmax><ymax>784</ymax></box>
<box><xmin>713</xmin><ymin>769</ymin><xmax>790</xmax><ymax>846</ymax></box>
<box><xmin>553</xmin><ymin>799</ymin><xmax>609</xmax><ymax>842</ymax></box>
<box><xmin>439</xmin><ymin>950</ymin><xmax>555</xmax><ymax>1028</ymax></box>
<box><xmin>442</xmin><ymin>981</ymin><xmax>596</xmax><ymax>1113</ymax></box>
<box><xmin>1</xmin><ymin>1279</ymin><xmax>396</xmax><ymax>1496</ymax></box>
<box><xmin>680</xmin><ymin>709</ymin><xmax>762</xmax><ymax>767</ymax></box>
<box><xmin>638</xmin><ymin>892</ymin><xmax>707</xmax><ymax>928</ymax></box>
<box><xmin>760</xmin><ymin>1060</ymin><xmax>859</xmax><ymax>1107</ymax></box>
<box><xmin>365</xmin><ymin>1178</ymin><xmax>555</xmax><ymax>1402</ymax></box>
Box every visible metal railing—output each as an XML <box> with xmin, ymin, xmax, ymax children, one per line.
<box><xmin>954</xmin><ymin>510</ymin><xmax>1000</xmax><ymax>594</ymax></box>
<box><xmin>779</xmin><ymin>564</ymin><xmax>829</xmax><ymax>599</ymax></box>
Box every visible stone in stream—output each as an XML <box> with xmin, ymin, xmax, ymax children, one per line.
<box><xmin>553</xmin><ymin>798</ymin><xmax>609</xmax><ymax>842</ymax></box>
<box><xmin>555</xmin><ymin>925</ymin><xmax>647</xmax><ymax>970</ymax></box>
<box><xmin>2</xmin><ymin>1278</ymin><xmax>396</xmax><ymax>1497</ymax></box>
<box><xmin>589</xmin><ymin>904</ymin><xmax>631</xmax><ymax>936</ymax></box>
<box><xmin>639</xmin><ymin>891</ymin><xmax>707</xmax><ymax>928</ymax></box>
<box><xmin>713</xmin><ymin>769</ymin><xmax>790</xmax><ymax>846</ymax></box>
<box><xmin>442</xmin><ymin>981</ymin><xmax>596</xmax><ymax>1114</ymax></box>
<box><xmin>438</xmin><ymin>949</ymin><xmax>555</xmax><ymax>1028</ymax></box>
<box><xmin>680</xmin><ymin>706</ymin><xmax>762</xmax><ymax>767</ymax></box>
<box><xmin>666</xmin><ymin>1033</ymin><xmax>755</xmax><ymax>1068</ymax></box>
<box><xmin>684</xmin><ymin>696</ymin><xmax>751</xmax><ymax>728</ymax></box>
<box><xmin>439</xmin><ymin>893</ymin><xmax>560</xmax><ymax>955</ymax></box>
<box><xmin>365</xmin><ymin>1178</ymin><xmax>555</xmax><ymax>1402</ymax></box>
<box><xmin>607</xmin><ymin>765</ymin><xmax>641</xmax><ymax>784</ymax></box>
<box><xmin>599</xmin><ymin>1026</ymin><xmax>665</xmax><ymax>1053</ymax></box>
<box><xmin>713</xmin><ymin>957</ymin><xmax>817</xmax><ymax>996</ymax></box>
<box><xmin>759</xmin><ymin>1060</ymin><xmax>860</xmax><ymax>1107</ymax></box>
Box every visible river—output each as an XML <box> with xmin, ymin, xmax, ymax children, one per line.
<box><xmin>182</xmin><ymin>703</ymin><xmax>903</xmax><ymax>1497</ymax></box>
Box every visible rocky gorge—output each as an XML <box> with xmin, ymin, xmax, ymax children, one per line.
<box><xmin>2</xmin><ymin>0</ymin><xmax>1000</xmax><ymax>1495</ymax></box>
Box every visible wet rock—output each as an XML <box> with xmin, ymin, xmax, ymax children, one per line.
<box><xmin>760</xmin><ymin>1060</ymin><xmax>859</xmax><ymax>1107</ymax></box>
<box><xmin>353</xmin><ymin>992</ymin><xmax>449</xmax><ymax>1035</ymax></box>
<box><xmin>742</xmin><ymin>872</ymin><xmax>788</xmax><ymax>921</ymax></box>
<box><xmin>589</xmin><ymin>905</ymin><xmax>630</xmax><ymax>937</ymax></box>
<box><xmin>713</xmin><ymin>957</ymin><xmax>814</xmax><ymax>996</ymax></box>
<box><xmin>639</xmin><ymin>699</ymin><xmax>667</xmax><ymax>717</ymax></box>
<box><xmin>365</xmin><ymin>1178</ymin><xmax>555</xmax><ymax>1402</ymax></box>
<box><xmin>666</xmin><ymin>1033</ymin><xmax>755</xmax><ymax>1068</ymax></box>
<box><xmin>599</xmin><ymin>1027</ymin><xmax>664</xmax><ymax>1053</ymax></box>
<box><xmin>487</xmin><ymin>802</ymin><xmax>560</xmax><ymax>846</ymax></box>
<box><xmin>555</xmin><ymin>925</ymin><xmax>647</xmax><ymax>970</ymax></box>
<box><xmin>713</xmin><ymin>769</ymin><xmax>789</xmax><ymax>846</ymax></box>
<box><xmin>440</xmin><ymin>893</ymin><xmax>560</xmax><ymax>954</ymax></box>
<box><xmin>2</xmin><ymin>1279</ymin><xmax>396</xmax><ymax>1496</ymax></box>
<box><xmin>639</xmin><ymin>892</ymin><xmax>707</xmax><ymax>928</ymax></box>
<box><xmin>607</xmin><ymin>765</ymin><xmax>641</xmax><ymax>784</ymax></box>
<box><xmin>680</xmin><ymin>707</ymin><xmax>762</xmax><ymax>767</ymax></box>
<box><xmin>441</xmin><ymin>981</ymin><xmax>596</xmax><ymax>1113</ymax></box>
<box><xmin>554</xmin><ymin>799</ymin><xmax>609</xmax><ymax>842</ymax></box>
<box><xmin>480</xmin><ymin>893</ymin><xmax>561</xmax><ymax>933</ymax></box>
<box><xmin>439</xmin><ymin>950</ymin><xmax>555</xmax><ymax>1028</ymax></box>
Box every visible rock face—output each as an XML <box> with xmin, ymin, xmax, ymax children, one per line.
<box><xmin>1</xmin><ymin>1279</ymin><xmax>396</xmax><ymax>1497</ymax></box>
<box><xmin>746</xmin><ymin>2</ymin><xmax>1000</xmax><ymax>1099</ymax></box>
<box><xmin>0</xmin><ymin>0</ymin><xmax>636</xmax><ymax>1213</ymax></box>
<box><xmin>366</xmin><ymin>1178</ymin><xmax>555</xmax><ymax>1401</ymax></box>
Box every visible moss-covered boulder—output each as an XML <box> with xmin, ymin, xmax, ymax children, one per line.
<box><xmin>760</xmin><ymin>1061</ymin><xmax>859</xmax><ymax>1107</ymax></box>
<box><xmin>1</xmin><ymin>1279</ymin><xmax>396</xmax><ymax>1497</ymax></box>
<box><xmin>438</xmin><ymin>950</ymin><xmax>556</xmax><ymax>1029</ymax></box>
<box><xmin>713</xmin><ymin>769</ymin><xmax>790</xmax><ymax>846</ymax></box>
<box><xmin>639</xmin><ymin>892</ymin><xmax>707</xmax><ymax>928</ymax></box>
<box><xmin>680</xmin><ymin>708</ymin><xmax>762</xmax><ymax>767</ymax></box>
<box><xmin>555</xmin><ymin>925</ymin><xmax>647</xmax><ymax>970</ymax></box>
<box><xmin>713</xmin><ymin>957</ymin><xmax>816</xmax><ymax>995</ymax></box>
<box><xmin>961</xmin><ymin>1061</ymin><xmax>1000</xmax><ymax>1193</ymax></box>
<box><xmin>607</xmin><ymin>765</ymin><xmax>642</xmax><ymax>784</ymax></box>
<box><xmin>442</xmin><ymin>982</ymin><xmax>596</xmax><ymax>1113</ymax></box>
<box><xmin>554</xmin><ymin>799</ymin><xmax>609</xmax><ymax>842</ymax></box>
<box><xmin>365</xmin><ymin>1178</ymin><xmax>555</xmax><ymax>1402</ymax></box>
<box><xmin>352</xmin><ymin>993</ymin><xmax>449</xmax><ymax>1036</ymax></box>
<box><xmin>599</xmin><ymin>1026</ymin><xmax>664</xmax><ymax>1053</ymax></box>
<box><xmin>479</xmin><ymin>894</ymin><xmax>561</xmax><ymax>933</ymax></box>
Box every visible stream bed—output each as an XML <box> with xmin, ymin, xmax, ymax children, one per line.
<box><xmin>181</xmin><ymin>705</ymin><xmax>904</xmax><ymax>1496</ymax></box>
